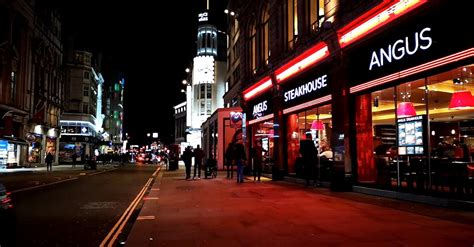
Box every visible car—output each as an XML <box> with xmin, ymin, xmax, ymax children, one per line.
<box><xmin>0</xmin><ymin>182</ymin><xmax>14</xmax><ymax>246</ymax></box>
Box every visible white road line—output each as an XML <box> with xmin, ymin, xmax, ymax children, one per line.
<box><xmin>136</xmin><ymin>215</ymin><xmax>155</xmax><ymax>220</ymax></box>
<box><xmin>11</xmin><ymin>177</ymin><xmax>79</xmax><ymax>194</ymax></box>
<box><xmin>100</xmin><ymin>178</ymin><xmax>152</xmax><ymax>247</ymax></box>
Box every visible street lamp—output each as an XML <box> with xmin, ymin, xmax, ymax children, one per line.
<box><xmin>182</xmin><ymin>79</ymin><xmax>188</xmax><ymax>85</ymax></box>
<box><xmin>185</xmin><ymin>68</ymin><xmax>190</xmax><ymax>73</ymax></box>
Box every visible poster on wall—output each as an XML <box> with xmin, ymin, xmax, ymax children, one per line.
<box><xmin>397</xmin><ymin>115</ymin><xmax>426</xmax><ymax>156</ymax></box>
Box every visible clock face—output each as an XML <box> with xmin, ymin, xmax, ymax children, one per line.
<box><xmin>193</xmin><ymin>56</ymin><xmax>215</xmax><ymax>84</ymax></box>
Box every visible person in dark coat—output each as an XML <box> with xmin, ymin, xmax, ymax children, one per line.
<box><xmin>193</xmin><ymin>145</ymin><xmax>205</xmax><ymax>179</ymax></box>
<box><xmin>251</xmin><ymin>140</ymin><xmax>263</xmax><ymax>182</ymax></box>
<box><xmin>182</xmin><ymin>146</ymin><xmax>193</xmax><ymax>180</ymax></box>
<box><xmin>235</xmin><ymin>140</ymin><xmax>247</xmax><ymax>183</ymax></box>
<box><xmin>45</xmin><ymin>152</ymin><xmax>54</xmax><ymax>172</ymax></box>
<box><xmin>225</xmin><ymin>142</ymin><xmax>235</xmax><ymax>179</ymax></box>
<box><xmin>299</xmin><ymin>132</ymin><xmax>317</xmax><ymax>186</ymax></box>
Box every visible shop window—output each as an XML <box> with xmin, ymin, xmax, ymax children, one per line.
<box><xmin>286</xmin><ymin>104</ymin><xmax>332</xmax><ymax>180</ymax></box>
<box><xmin>355</xmin><ymin>64</ymin><xmax>474</xmax><ymax>201</ymax></box>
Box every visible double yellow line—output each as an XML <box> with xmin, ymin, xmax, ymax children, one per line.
<box><xmin>100</xmin><ymin>167</ymin><xmax>160</xmax><ymax>246</ymax></box>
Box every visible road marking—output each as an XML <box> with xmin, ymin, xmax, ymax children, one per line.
<box><xmin>88</xmin><ymin>168</ymin><xmax>118</xmax><ymax>176</ymax></box>
<box><xmin>100</xmin><ymin>178</ymin><xmax>152</xmax><ymax>247</ymax></box>
<box><xmin>152</xmin><ymin>167</ymin><xmax>160</xmax><ymax>177</ymax></box>
<box><xmin>151</xmin><ymin>188</ymin><xmax>160</xmax><ymax>191</ymax></box>
<box><xmin>11</xmin><ymin>177</ymin><xmax>79</xmax><ymax>194</ymax></box>
<box><xmin>79</xmin><ymin>173</ymin><xmax>86</xmax><ymax>176</ymax></box>
<box><xmin>143</xmin><ymin>197</ymin><xmax>159</xmax><ymax>200</ymax></box>
<box><xmin>137</xmin><ymin>215</ymin><xmax>155</xmax><ymax>220</ymax></box>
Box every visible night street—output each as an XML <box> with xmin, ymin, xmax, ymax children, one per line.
<box><xmin>2</xmin><ymin>165</ymin><xmax>157</xmax><ymax>246</ymax></box>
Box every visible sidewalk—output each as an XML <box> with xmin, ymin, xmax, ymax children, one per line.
<box><xmin>125</xmin><ymin>167</ymin><xmax>474</xmax><ymax>246</ymax></box>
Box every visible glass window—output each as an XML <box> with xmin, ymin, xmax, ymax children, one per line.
<box><xmin>355</xmin><ymin>64</ymin><xmax>474</xmax><ymax>201</ymax></box>
<box><xmin>250</xmin><ymin>22</ymin><xmax>257</xmax><ymax>73</ymax></box>
<box><xmin>262</xmin><ymin>7</ymin><xmax>270</xmax><ymax>64</ymax></box>
<box><xmin>83</xmin><ymin>85</ymin><xmax>89</xmax><ymax>96</ymax></box>
<box><xmin>84</xmin><ymin>71</ymin><xmax>89</xmax><ymax>79</ymax></box>
<box><xmin>252</xmin><ymin>121</ymin><xmax>275</xmax><ymax>173</ymax></box>
<box><xmin>206</xmin><ymin>84</ymin><xmax>212</xmax><ymax>98</ymax></box>
<box><xmin>82</xmin><ymin>104</ymin><xmax>88</xmax><ymax>114</ymax></box>
<box><xmin>286</xmin><ymin>104</ymin><xmax>332</xmax><ymax>180</ymax></box>
<box><xmin>287</xmin><ymin>0</ymin><xmax>298</xmax><ymax>50</ymax></box>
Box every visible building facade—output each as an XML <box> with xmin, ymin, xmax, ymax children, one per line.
<box><xmin>186</xmin><ymin>10</ymin><xmax>227</xmax><ymax>149</ymax></box>
<box><xmin>236</xmin><ymin>0</ymin><xmax>473</xmax><ymax>204</ymax></box>
<box><xmin>0</xmin><ymin>0</ymin><xmax>64</xmax><ymax>168</ymax></box>
<box><xmin>59</xmin><ymin>51</ymin><xmax>100</xmax><ymax>162</ymax></box>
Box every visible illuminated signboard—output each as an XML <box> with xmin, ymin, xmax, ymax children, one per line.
<box><xmin>198</xmin><ymin>12</ymin><xmax>208</xmax><ymax>22</ymax></box>
<box><xmin>193</xmin><ymin>56</ymin><xmax>215</xmax><ymax>85</ymax></box>
<box><xmin>397</xmin><ymin>115</ymin><xmax>426</xmax><ymax>156</ymax></box>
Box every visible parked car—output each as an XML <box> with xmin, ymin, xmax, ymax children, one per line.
<box><xmin>0</xmin><ymin>182</ymin><xmax>15</xmax><ymax>246</ymax></box>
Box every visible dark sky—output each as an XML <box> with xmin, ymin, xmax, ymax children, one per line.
<box><xmin>59</xmin><ymin>1</ymin><xmax>228</xmax><ymax>145</ymax></box>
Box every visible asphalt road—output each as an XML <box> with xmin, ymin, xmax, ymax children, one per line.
<box><xmin>6</xmin><ymin>165</ymin><xmax>157</xmax><ymax>247</ymax></box>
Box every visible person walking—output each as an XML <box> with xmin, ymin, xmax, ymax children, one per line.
<box><xmin>300</xmin><ymin>132</ymin><xmax>317</xmax><ymax>186</ymax></box>
<box><xmin>225</xmin><ymin>142</ymin><xmax>235</xmax><ymax>179</ymax></box>
<box><xmin>182</xmin><ymin>146</ymin><xmax>193</xmax><ymax>180</ymax></box>
<box><xmin>193</xmin><ymin>145</ymin><xmax>205</xmax><ymax>179</ymax></box>
<box><xmin>251</xmin><ymin>139</ymin><xmax>263</xmax><ymax>182</ymax></box>
<box><xmin>234</xmin><ymin>139</ymin><xmax>246</xmax><ymax>183</ymax></box>
<box><xmin>71</xmin><ymin>152</ymin><xmax>77</xmax><ymax>168</ymax></box>
<box><xmin>45</xmin><ymin>152</ymin><xmax>54</xmax><ymax>172</ymax></box>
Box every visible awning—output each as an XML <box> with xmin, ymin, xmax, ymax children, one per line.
<box><xmin>1</xmin><ymin>136</ymin><xmax>29</xmax><ymax>145</ymax></box>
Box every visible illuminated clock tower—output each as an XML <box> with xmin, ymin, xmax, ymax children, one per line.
<box><xmin>186</xmin><ymin>3</ymin><xmax>227</xmax><ymax>148</ymax></box>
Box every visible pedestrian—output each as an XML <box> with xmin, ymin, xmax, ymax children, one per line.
<box><xmin>225</xmin><ymin>142</ymin><xmax>235</xmax><ymax>179</ymax></box>
<box><xmin>182</xmin><ymin>146</ymin><xmax>193</xmax><ymax>180</ymax></box>
<box><xmin>251</xmin><ymin>139</ymin><xmax>263</xmax><ymax>182</ymax></box>
<box><xmin>193</xmin><ymin>145</ymin><xmax>205</xmax><ymax>180</ymax></box>
<box><xmin>71</xmin><ymin>152</ymin><xmax>77</xmax><ymax>168</ymax></box>
<box><xmin>299</xmin><ymin>132</ymin><xmax>317</xmax><ymax>186</ymax></box>
<box><xmin>46</xmin><ymin>152</ymin><xmax>54</xmax><ymax>172</ymax></box>
<box><xmin>234</xmin><ymin>139</ymin><xmax>246</xmax><ymax>183</ymax></box>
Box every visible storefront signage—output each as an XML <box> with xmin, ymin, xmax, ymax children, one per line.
<box><xmin>252</xmin><ymin>100</ymin><xmax>268</xmax><ymax>118</ymax></box>
<box><xmin>198</xmin><ymin>12</ymin><xmax>208</xmax><ymax>22</ymax></box>
<box><xmin>348</xmin><ymin>2</ymin><xmax>473</xmax><ymax>88</ymax></box>
<box><xmin>284</xmin><ymin>74</ymin><xmax>328</xmax><ymax>102</ymax></box>
<box><xmin>369</xmin><ymin>27</ymin><xmax>432</xmax><ymax>71</ymax></box>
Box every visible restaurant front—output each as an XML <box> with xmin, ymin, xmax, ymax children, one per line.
<box><xmin>344</xmin><ymin>1</ymin><xmax>473</xmax><ymax>201</ymax></box>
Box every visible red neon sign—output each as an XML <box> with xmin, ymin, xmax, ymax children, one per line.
<box><xmin>338</xmin><ymin>0</ymin><xmax>427</xmax><ymax>48</ymax></box>
<box><xmin>243</xmin><ymin>77</ymin><xmax>272</xmax><ymax>100</ymax></box>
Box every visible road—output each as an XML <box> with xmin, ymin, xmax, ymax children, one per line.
<box><xmin>5</xmin><ymin>165</ymin><xmax>157</xmax><ymax>246</ymax></box>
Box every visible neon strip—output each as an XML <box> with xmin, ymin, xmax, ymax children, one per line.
<box><xmin>275</xmin><ymin>43</ymin><xmax>329</xmax><ymax>83</ymax></box>
<box><xmin>248</xmin><ymin>114</ymin><xmax>274</xmax><ymax>125</ymax></box>
<box><xmin>338</xmin><ymin>0</ymin><xmax>427</xmax><ymax>48</ymax></box>
<box><xmin>243</xmin><ymin>77</ymin><xmax>272</xmax><ymax>100</ymax></box>
<box><xmin>283</xmin><ymin>95</ymin><xmax>332</xmax><ymax>115</ymax></box>
<box><xmin>244</xmin><ymin>43</ymin><xmax>329</xmax><ymax>101</ymax></box>
<box><xmin>350</xmin><ymin>48</ymin><xmax>474</xmax><ymax>93</ymax></box>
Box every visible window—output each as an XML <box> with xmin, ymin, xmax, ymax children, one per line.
<box><xmin>83</xmin><ymin>85</ymin><xmax>89</xmax><ymax>96</ymax></box>
<box><xmin>250</xmin><ymin>22</ymin><xmax>257</xmax><ymax>73</ymax></box>
<box><xmin>84</xmin><ymin>71</ymin><xmax>90</xmax><ymax>79</ymax></box>
<box><xmin>10</xmin><ymin>71</ymin><xmax>15</xmax><ymax>101</ymax></box>
<box><xmin>262</xmin><ymin>7</ymin><xmax>270</xmax><ymax>64</ymax></box>
<box><xmin>309</xmin><ymin>0</ymin><xmax>325</xmax><ymax>31</ymax></box>
<box><xmin>200</xmin><ymin>101</ymin><xmax>205</xmax><ymax>116</ymax></box>
<box><xmin>207</xmin><ymin>84</ymin><xmax>212</xmax><ymax>98</ymax></box>
<box><xmin>200</xmin><ymin>84</ymin><xmax>205</xmax><ymax>99</ymax></box>
<box><xmin>287</xmin><ymin>0</ymin><xmax>298</xmax><ymax>49</ymax></box>
<box><xmin>82</xmin><ymin>104</ymin><xmax>89</xmax><ymax>113</ymax></box>
<box><xmin>206</xmin><ymin>100</ymin><xmax>212</xmax><ymax>115</ymax></box>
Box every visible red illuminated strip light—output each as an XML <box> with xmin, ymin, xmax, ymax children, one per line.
<box><xmin>283</xmin><ymin>95</ymin><xmax>332</xmax><ymax>115</ymax></box>
<box><xmin>338</xmin><ymin>0</ymin><xmax>427</xmax><ymax>48</ymax></box>
<box><xmin>350</xmin><ymin>48</ymin><xmax>474</xmax><ymax>94</ymax></box>
<box><xmin>243</xmin><ymin>77</ymin><xmax>272</xmax><ymax>100</ymax></box>
<box><xmin>275</xmin><ymin>42</ymin><xmax>329</xmax><ymax>83</ymax></box>
<box><xmin>249</xmin><ymin>114</ymin><xmax>274</xmax><ymax>125</ymax></box>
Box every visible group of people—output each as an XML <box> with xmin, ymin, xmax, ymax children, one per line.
<box><xmin>182</xmin><ymin>145</ymin><xmax>206</xmax><ymax>180</ymax></box>
<box><xmin>225</xmin><ymin>137</ymin><xmax>263</xmax><ymax>183</ymax></box>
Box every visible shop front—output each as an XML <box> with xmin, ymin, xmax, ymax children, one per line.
<box><xmin>346</xmin><ymin>1</ymin><xmax>473</xmax><ymax>200</ymax></box>
<box><xmin>281</xmin><ymin>63</ymin><xmax>333</xmax><ymax>182</ymax></box>
<box><xmin>246</xmin><ymin>92</ymin><xmax>275</xmax><ymax>174</ymax></box>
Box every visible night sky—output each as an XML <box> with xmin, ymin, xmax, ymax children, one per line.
<box><xmin>58</xmin><ymin>1</ymin><xmax>229</xmax><ymax>145</ymax></box>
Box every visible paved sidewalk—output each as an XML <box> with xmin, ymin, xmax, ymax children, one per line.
<box><xmin>125</xmin><ymin>167</ymin><xmax>474</xmax><ymax>247</ymax></box>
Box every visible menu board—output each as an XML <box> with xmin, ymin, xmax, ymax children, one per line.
<box><xmin>397</xmin><ymin>115</ymin><xmax>426</xmax><ymax>156</ymax></box>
